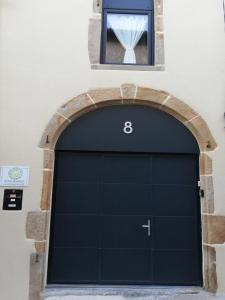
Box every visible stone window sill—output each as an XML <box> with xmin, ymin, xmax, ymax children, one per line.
<box><xmin>91</xmin><ymin>64</ymin><xmax>165</xmax><ymax>72</ymax></box>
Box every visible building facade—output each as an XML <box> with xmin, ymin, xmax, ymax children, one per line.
<box><xmin>0</xmin><ymin>0</ymin><xmax>225</xmax><ymax>299</ymax></box>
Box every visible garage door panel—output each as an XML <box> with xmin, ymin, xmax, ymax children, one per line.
<box><xmin>57</xmin><ymin>153</ymin><xmax>102</xmax><ymax>181</ymax></box>
<box><xmin>103</xmin><ymin>183</ymin><xmax>151</xmax><ymax>215</ymax></box>
<box><xmin>152</xmin><ymin>186</ymin><xmax>197</xmax><ymax>216</ymax></box>
<box><xmin>101</xmin><ymin>249</ymin><xmax>152</xmax><ymax>282</ymax></box>
<box><xmin>103</xmin><ymin>156</ymin><xmax>150</xmax><ymax>183</ymax></box>
<box><xmin>49</xmin><ymin>247</ymin><xmax>99</xmax><ymax>283</ymax></box>
<box><xmin>152</xmin><ymin>156</ymin><xmax>197</xmax><ymax>185</ymax></box>
<box><xmin>154</xmin><ymin>250</ymin><xmax>201</xmax><ymax>284</ymax></box>
<box><xmin>48</xmin><ymin>152</ymin><xmax>201</xmax><ymax>285</ymax></box>
<box><xmin>55</xmin><ymin>182</ymin><xmax>101</xmax><ymax>214</ymax></box>
<box><xmin>53</xmin><ymin>214</ymin><xmax>99</xmax><ymax>247</ymax></box>
<box><xmin>102</xmin><ymin>216</ymin><xmax>151</xmax><ymax>249</ymax></box>
<box><xmin>154</xmin><ymin>217</ymin><xmax>198</xmax><ymax>250</ymax></box>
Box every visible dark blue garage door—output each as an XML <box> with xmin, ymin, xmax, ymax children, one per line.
<box><xmin>47</xmin><ymin>151</ymin><xmax>202</xmax><ymax>285</ymax></box>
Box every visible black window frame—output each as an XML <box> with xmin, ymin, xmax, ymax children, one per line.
<box><xmin>100</xmin><ymin>0</ymin><xmax>155</xmax><ymax>66</ymax></box>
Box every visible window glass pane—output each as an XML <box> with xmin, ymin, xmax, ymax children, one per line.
<box><xmin>106</xmin><ymin>13</ymin><xmax>149</xmax><ymax>65</ymax></box>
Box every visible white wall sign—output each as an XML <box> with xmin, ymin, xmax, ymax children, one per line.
<box><xmin>0</xmin><ymin>166</ymin><xmax>30</xmax><ymax>187</ymax></box>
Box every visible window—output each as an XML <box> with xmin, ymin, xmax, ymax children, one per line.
<box><xmin>101</xmin><ymin>0</ymin><xmax>154</xmax><ymax>65</ymax></box>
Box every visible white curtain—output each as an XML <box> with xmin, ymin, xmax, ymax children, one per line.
<box><xmin>107</xmin><ymin>14</ymin><xmax>148</xmax><ymax>64</ymax></box>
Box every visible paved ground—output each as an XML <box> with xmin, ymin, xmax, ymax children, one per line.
<box><xmin>44</xmin><ymin>296</ymin><xmax>225</xmax><ymax>300</ymax></box>
<box><xmin>43</xmin><ymin>287</ymin><xmax>225</xmax><ymax>300</ymax></box>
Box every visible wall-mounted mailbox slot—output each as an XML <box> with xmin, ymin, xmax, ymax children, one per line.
<box><xmin>3</xmin><ymin>189</ymin><xmax>23</xmax><ymax>210</ymax></box>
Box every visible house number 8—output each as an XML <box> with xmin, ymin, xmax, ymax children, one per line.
<box><xmin>123</xmin><ymin>121</ymin><xmax>133</xmax><ymax>134</ymax></box>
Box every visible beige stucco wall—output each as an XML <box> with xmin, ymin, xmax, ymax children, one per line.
<box><xmin>0</xmin><ymin>0</ymin><xmax>225</xmax><ymax>299</ymax></box>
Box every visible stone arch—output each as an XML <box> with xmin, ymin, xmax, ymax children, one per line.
<box><xmin>39</xmin><ymin>84</ymin><xmax>217</xmax><ymax>151</ymax></box>
<box><xmin>26</xmin><ymin>84</ymin><xmax>224</xmax><ymax>299</ymax></box>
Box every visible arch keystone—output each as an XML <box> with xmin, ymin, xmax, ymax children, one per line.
<box><xmin>120</xmin><ymin>83</ymin><xmax>137</xmax><ymax>100</ymax></box>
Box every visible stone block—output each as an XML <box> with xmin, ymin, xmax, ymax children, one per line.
<box><xmin>185</xmin><ymin>116</ymin><xmax>217</xmax><ymax>152</ymax></box>
<box><xmin>93</xmin><ymin>0</ymin><xmax>102</xmax><ymax>13</ymax></box>
<box><xmin>35</xmin><ymin>241</ymin><xmax>46</xmax><ymax>255</ymax></box>
<box><xmin>200</xmin><ymin>176</ymin><xmax>215</xmax><ymax>214</ymax></box>
<box><xmin>40</xmin><ymin>170</ymin><xmax>53</xmax><ymax>211</ymax></box>
<box><xmin>88</xmin><ymin>88</ymin><xmax>122</xmax><ymax>104</ymax></box>
<box><xmin>29</xmin><ymin>253</ymin><xmax>44</xmax><ymax>300</ymax></box>
<box><xmin>120</xmin><ymin>83</ymin><xmax>137</xmax><ymax>100</ymax></box>
<box><xmin>155</xmin><ymin>32</ymin><xmax>165</xmax><ymax>65</ymax></box>
<box><xmin>39</xmin><ymin>114</ymin><xmax>69</xmax><ymax>149</ymax></box>
<box><xmin>203</xmin><ymin>214</ymin><xmax>225</xmax><ymax>245</ymax></box>
<box><xmin>91</xmin><ymin>64</ymin><xmax>165</xmax><ymax>71</ymax></box>
<box><xmin>203</xmin><ymin>245</ymin><xmax>218</xmax><ymax>292</ymax></box>
<box><xmin>155</xmin><ymin>0</ymin><xmax>163</xmax><ymax>15</ymax></box>
<box><xmin>200</xmin><ymin>153</ymin><xmax>213</xmax><ymax>175</ymax></box>
<box><xmin>163</xmin><ymin>96</ymin><xmax>198</xmax><ymax>122</ymax></box>
<box><xmin>58</xmin><ymin>94</ymin><xmax>94</xmax><ymax>120</ymax></box>
<box><xmin>43</xmin><ymin>149</ymin><xmax>54</xmax><ymax>170</ymax></box>
<box><xmin>26</xmin><ymin>211</ymin><xmax>49</xmax><ymax>241</ymax></box>
<box><xmin>88</xmin><ymin>18</ymin><xmax>101</xmax><ymax>64</ymax></box>
<box><xmin>155</xmin><ymin>16</ymin><xmax>163</xmax><ymax>32</ymax></box>
<box><xmin>135</xmin><ymin>86</ymin><xmax>168</xmax><ymax>105</ymax></box>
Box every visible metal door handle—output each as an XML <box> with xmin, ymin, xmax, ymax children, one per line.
<box><xmin>142</xmin><ymin>219</ymin><xmax>151</xmax><ymax>237</ymax></box>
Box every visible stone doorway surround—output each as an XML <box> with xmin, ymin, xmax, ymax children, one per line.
<box><xmin>26</xmin><ymin>84</ymin><xmax>225</xmax><ymax>300</ymax></box>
